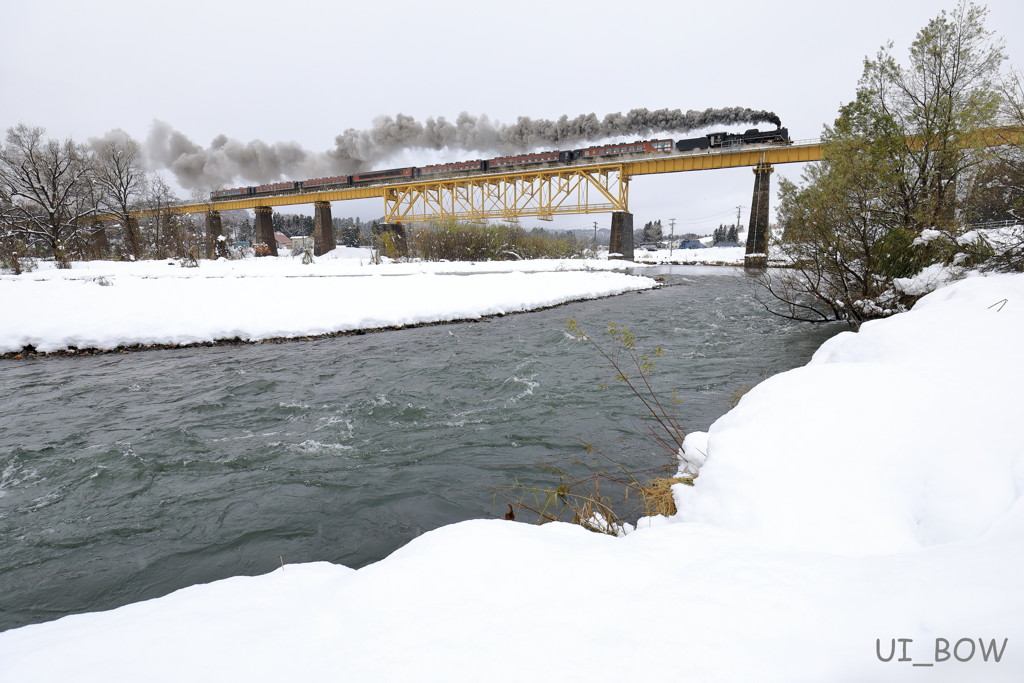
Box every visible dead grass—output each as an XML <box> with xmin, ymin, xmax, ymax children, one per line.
<box><xmin>639</xmin><ymin>476</ymin><xmax>694</xmax><ymax>517</ymax></box>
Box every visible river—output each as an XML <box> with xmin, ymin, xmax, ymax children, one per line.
<box><xmin>0</xmin><ymin>266</ymin><xmax>842</xmax><ymax>631</ymax></box>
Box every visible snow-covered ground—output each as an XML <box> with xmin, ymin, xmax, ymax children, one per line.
<box><xmin>632</xmin><ymin>244</ymin><xmax>747</xmax><ymax>265</ymax></box>
<box><xmin>2</xmin><ymin>253</ymin><xmax>1022</xmax><ymax>681</ymax></box>
<box><xmin>0</xmin><ymin>246</ymin><xmax>750</xmax><ymax>354</ymax></box>
<box><xmin>0</xmin><ymin>248</ymin><xmax>662</xmax><ymax>354</ymax></box>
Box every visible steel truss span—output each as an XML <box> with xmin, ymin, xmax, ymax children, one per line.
<box><xmin>383</xmin><ymin>165</ymin><xmax>629</xmax><ymax>223</ymax></box>
<box><xmin>381</xmin><ymin>143</ymin><xmax>823</xmax><ymax>223</ymax></box>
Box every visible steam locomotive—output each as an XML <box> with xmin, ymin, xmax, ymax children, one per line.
<box><xmin>210</xmin><ymin>127</ymin><xmax>789</xmax><ymax>200</ymax></box>
<box><xmin>674</xmin><ymin>127</ymin><xmax>790</xmax><ymax>151</ymax></box>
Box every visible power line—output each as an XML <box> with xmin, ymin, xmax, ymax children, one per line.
<box><xmin>674</xmin><ymin>208</ymin><xmax>745</xmax><ymax>224</ymax></box>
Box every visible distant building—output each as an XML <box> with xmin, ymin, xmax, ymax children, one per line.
<box><xmin>680</xmin><ymin>240</ymin><xmax>706</xmax><ymax>249</ymax></box>
<box><xmin>274</xmin><ymin>232</ymin><xmax>292</xmax><ymax>250</ymax></box>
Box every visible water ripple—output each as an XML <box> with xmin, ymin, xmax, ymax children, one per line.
<box><xmin>0</xmin><ymin>270</ymin><xmax>842</xmax><ymax>630</ymax></box>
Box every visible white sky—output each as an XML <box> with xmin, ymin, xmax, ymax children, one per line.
<box><xmin>3</xmin><ymin>0</ymin><xmax>1022</xmax><ymax>232</ymax></box>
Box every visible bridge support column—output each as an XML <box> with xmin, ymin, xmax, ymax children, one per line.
<box><xmin>254</xmin><ymin>206</ymin><xmax>277</xmax><ymax>256</ymax></box>
<box><xmin>205</xmin><ymin>211</ymin><xmax>223</xmax><ymax>258</ymax></box>
<box><xmin>375</xmin><ymin>223</ymin><xmax>408</xmax><ymax>259</ymax></box>
<box><xmin>313</xmin><ymin>201</ymin><xmax>336</xmax><ymax>256</ymax></box>
<box><xmin>609</xmin><ymin>211</ymin><xmax>634</xmax><ymax>261</ymax></box>
<box><xmin>744</xmin><ymin>163</ymin><xmax>774</xmax><ymax>269</ymax></box>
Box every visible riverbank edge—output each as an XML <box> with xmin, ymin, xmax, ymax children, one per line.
<box><xmin>1</xmin><ymin>284</ymin><xmax>669</xmax><ymax>360</ymax></box>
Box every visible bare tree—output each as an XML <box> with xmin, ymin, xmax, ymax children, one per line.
<box><xmin>69</xmin><ymin>169</ymin><xmax>106</xmax><ymax>261</ymax></box>
<box><xmin>0</xmin><ymin>124</ymin><xmax>95</xmax><ymax>266</ymax></box>
<box><xmin>142</xmin><ymin>172</ymin><xmax>179</xmax><ymax>257</ymax></box>
<box><xmin>91</xmin><ymin>132</ymin><xmax>147</xmax><ymax>259</ymax></box>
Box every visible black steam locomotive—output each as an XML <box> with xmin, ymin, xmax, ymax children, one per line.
<box><xmin>675</xmin><ymin>127</ymin><xmax>790</xmax><ymax>152</ymax></box>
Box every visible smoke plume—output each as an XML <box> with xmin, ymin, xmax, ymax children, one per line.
<box><xmin>144</xmin><ymin>121</ymin><xmax>334</xmax><ymax>192</ymax></box>
<box><xmin>144</xmin><ymin>107</ymin><xmax>782</xmax><ymax>189</ymax></box>
<box><xmin>88</xmin><ymin>127</ymin><xmax>137</xmax><ymax>152</ymax></box>
<box><xmin>332</xmin><ymin>107</ymin><xmax>782</xmax><ymax>164</ymax></box>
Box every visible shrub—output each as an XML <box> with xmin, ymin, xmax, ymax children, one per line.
<box><xmin>499</xmin><ymin>320</ymin><xmax>691</xmax><ymax>536</ymax></box>
<box><xmin>410</xmin><ymin>220</ymin><xmax>584</xmax><ymax>261</ymax></box>
<box><xmin>180</xmin><ymin>247</ymin><xmax>199</xmax><ymax>268</ymax></box>
<box><xmin>0</xmin><ymin>236</ymin><xmax>37</xmax><ymax>275</ymax></box>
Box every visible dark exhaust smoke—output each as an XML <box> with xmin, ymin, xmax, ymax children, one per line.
<box><xmin>331</xmin><ymin>107</ymin><xmax>781</xmax><ymax>163</ymax></box>
<box><xmin>144</xmin><ymin>108</ymin><xmax>782</xmax><ymax>189</ymax></box>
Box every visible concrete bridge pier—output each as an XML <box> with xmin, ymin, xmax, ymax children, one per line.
<box><xmin>608</xmin><ymin>211</ymin><xmax>634</xmax><ymax>261</ymax></box>
<box><xmin>313</xmin><ymin>201</ymin><xmax>336</xmax><ymax>256</ymax></box>
<box><xmin>205</xmin><ymin>211</ymin><xmax>223</xmax><ymax>258</ymax></box>
<box><xmin>254</xmin><ymin>206</ymin><xmax>277</xmax><ymax>256</ymax></box>
<box><xmin>744</xmin><ymin>163</ymin><xmax>774</xmax><ymax>269</ymax></box>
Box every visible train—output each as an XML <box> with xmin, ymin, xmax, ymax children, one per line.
<box><xmin>674</xmin><ymin>127</ymin><xmax>791</xmax><ymax>151</ymax></box>
<box><xmin>210</xmin><ymin>127</ymin><xmax>790</xmax><ymax>201</ymax></box>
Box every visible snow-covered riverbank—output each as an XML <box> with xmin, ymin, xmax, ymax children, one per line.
<box><xmin>0</xmin><ymin>249</ymin><xmax>668</xmax><ymax>355</ymax></box>
<box><xmin>2</xmin><ymin>257</ymin><xmax>1021</xmax><ymax>682</ymax></box>
<box><xmin>0</xmin><ymin>245</ymin><xmax>753</xmax><ymax>355</ymax></box>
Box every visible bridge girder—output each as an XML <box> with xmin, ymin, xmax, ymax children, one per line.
<box><xmin>382</xmin><ymin>165</ymin><xmax>629</xmax><ymax>223</ymax></box>
<box><xmin>622</xmin><ymin>143</ymin><xmax>823</xmax><ymax>175</ymax></box>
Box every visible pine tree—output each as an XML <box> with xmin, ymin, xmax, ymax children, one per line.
<box><xmin>642</xmin><ymin>220</ymin><xmax>663</xmax><ymax>243</ymax></box>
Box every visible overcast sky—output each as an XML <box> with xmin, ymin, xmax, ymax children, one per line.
<box><xmin>3</xmin><ymin>0</ymin><xmax>1022</xmax><ymax>233</ymax></box>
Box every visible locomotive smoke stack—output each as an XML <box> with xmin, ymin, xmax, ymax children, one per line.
<box><xmin>143</xmin><ymin>107</ymin><xmax>783</xmax><ymax>189</ymax></box>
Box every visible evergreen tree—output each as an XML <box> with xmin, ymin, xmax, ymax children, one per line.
<box><xmin>642</xmin><ymin>219</ymin><xmax>663</xmax><ymax>243</ymax></box>
<box><xmin>340</xmin><ymin>225</ymin><xmax>360</xmax><ymax>247</ymax></box>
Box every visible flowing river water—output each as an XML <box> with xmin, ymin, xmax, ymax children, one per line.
<box><xmin>0</xmin><ymin>266</ymin><xmax>842</xmax><ymax>631</ymax></box>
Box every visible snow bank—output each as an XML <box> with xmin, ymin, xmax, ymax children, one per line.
<box><xmin>632</xmin><ymin>244</ymin><xmax>746</xmax><ymax>265</ymax></box>
<box><xmin>0</xmin><ymin>254</ymin><xmax>655</xmax><ymax>353</ymax></box>
<box><xmin>2</xmin><ymin>272</ymin><xmax>1022</xmax><ymax>682</ymax></box>
<box><xmin>680</xmin><ymin>274</ymin><xmax>1024</xmax><ymax>552</ymax></box>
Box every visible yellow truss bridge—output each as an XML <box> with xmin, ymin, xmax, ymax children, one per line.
<box><xmin>165</xmin><ymin>125</ymin><xmax>1020</xmax><ymax>262</ymax></box>
<box><xmin>165</xmin><ymin>125</ymin><xmax>1024</xmax><ymax>223</ymax></box>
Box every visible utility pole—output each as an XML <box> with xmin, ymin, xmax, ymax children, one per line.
<box><xmin>593</xmin><ymin>221</ymin><xmax>598</xmax><ymax>254</ymax></box>
<box><xmin>669</xmin><ymin>218</ymin><xmax>676</xmax><ymax>256</ymax></box>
